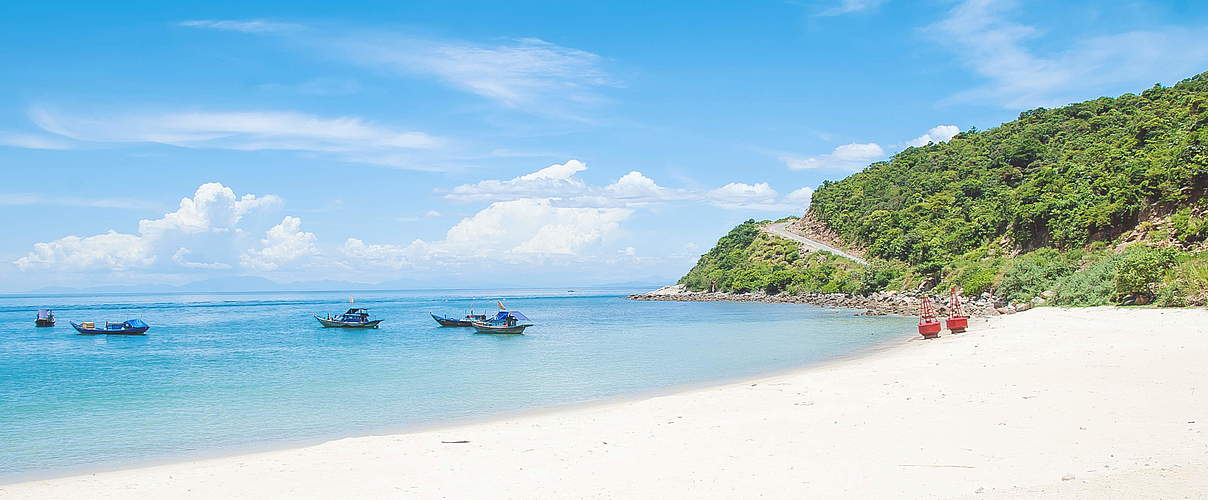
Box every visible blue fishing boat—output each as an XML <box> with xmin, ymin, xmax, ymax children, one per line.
<box><xmin>431</xmin><ymin>312</ymin><xmax>489</xmax><ymax>327</ymax></box>
<box><xmin>472</xmin><ymin>311</ymin><xmax>533</xmax><ymax>334</ymax></box>
<box><xmin>315</xmin><ymin>308</ymin><xmax>383</xmax><ymax>328</ymax></box>
<box><xmin>35</xmin><ymin>309</ymin><xmax>55</xmax><ymax>327</ymax></box>
<box><xmin>71</xmin><ymin>319</ymin><xmax>150</xmax><ymax>335</ymax></box>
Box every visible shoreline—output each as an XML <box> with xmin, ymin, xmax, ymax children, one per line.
<box><xmin>5</xmin><ymin>307</ymin><xmax>1207</xmax><ymax>498</ymax></box>
<box><xmin>0</xmin><ymin>321</ymin><xmax>918</xmax><ymax>485</ymax></box>
<box><xmin>629</xmin><ymin>284</ymin><xmax>1012</xmax><ymax>316</ymax></box>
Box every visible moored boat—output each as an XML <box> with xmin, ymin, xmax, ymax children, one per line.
<box><xmin>71</xmin><ymin>319</ymin><xmax>149</xmax><ymax>335</ymax></box>
<box><xmin>472</xmin><ymin>311</ymin><xmax>533</xmax><ymax>334</ymax></box>
<box><xmin>431</xmin><ymin>312</ymin><xmax>489</xmax><ymax>327</ymax></box>
<box><xmin>315</xmin><ymin>308</ymin><xmax>383</xmax><ymax>328</ymax></box>
<box><xmin>35</xmin><ymin>309</ymin><xmax>55</xmax><ymax>327</ymax></box>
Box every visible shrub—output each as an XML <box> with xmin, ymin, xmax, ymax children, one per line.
<box><xmin>1113</xmin><ymin>246</ymin><xmax>1179</xmax><ymax>301</ymax></box>
<box><xmin>998</xmin><ymin>248</ymin><xmax>1081</xmax><ymax>303</ymax></box>
<box><xmin>1051</xmin><ymin>254</ymin><xmax>1120</xmax><ymax>306</ymax></box>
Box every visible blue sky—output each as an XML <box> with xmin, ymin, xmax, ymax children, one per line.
<box><xmin>2</xmin><ymin>0</ymin><xmax>1206</xmax><ymax>291</ymax></box>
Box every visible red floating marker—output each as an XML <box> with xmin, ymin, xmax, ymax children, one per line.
<box><xmin>918</xmin><ymin>296</ymin><xmax>941</xmax><ymax>339</ymax></box>
<box><xmin>945</xmin><ymin>286</ymin><xmax>968</xmax><ymax>333</ymax></box>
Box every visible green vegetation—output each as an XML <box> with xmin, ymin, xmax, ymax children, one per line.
<box><xmin>680</xmin><ymin>72</ymin><xmax>1208</xmax><ymax>307</ymax></box>
<box><xmin>679</xmin><ymin>219</ymin><xmax>867</xmax><ymax>295</ymax></box>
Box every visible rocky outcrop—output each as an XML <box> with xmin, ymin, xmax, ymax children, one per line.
<box><xmin>630</xmin><ymin>286</ymin><xmax>1004</xmax><ymax>317</ymax></box>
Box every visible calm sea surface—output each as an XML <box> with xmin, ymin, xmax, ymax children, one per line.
<box><xmin>0</xmin><ymin>289</ymin><xmax>914</xmax><ymax>479</ymax></box>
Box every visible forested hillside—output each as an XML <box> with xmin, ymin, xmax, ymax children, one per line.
<box><xmin>681</xmin><ymin>71</ymin><xmax>1208</xmax><ymax>306</ymax></box>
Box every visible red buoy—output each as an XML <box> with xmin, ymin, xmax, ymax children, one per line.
<box><xmin>945</xmin><ymin>286</ymin><xmax>969</xmax><ymax>333</ymax></box>
<box><xmin>918</xmin><ymin>296</ymin><xmax>941</xmax><ymax>339</ymax></box>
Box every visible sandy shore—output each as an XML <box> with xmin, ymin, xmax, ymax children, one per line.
<box><xmin>4</xmin><ymin>307</ymin><xmax>1207</xmax><ymax>498</ymax></box>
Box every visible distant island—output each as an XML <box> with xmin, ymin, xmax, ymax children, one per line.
<box><xmin>673</xmin><ymin>71</ymin><xmax>1208</xmax><ymax>309</ymax></box>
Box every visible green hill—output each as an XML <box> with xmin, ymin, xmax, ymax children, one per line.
<box><xmin>681</xmin><ymin>71</ymin><xmax>1208</xmax><ymax>306</ymax></box>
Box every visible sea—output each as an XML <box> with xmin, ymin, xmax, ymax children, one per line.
<box><xmin>0</xmin><ymin>288</ymin><xmax>914</xmax><ymax>480</ymax></box>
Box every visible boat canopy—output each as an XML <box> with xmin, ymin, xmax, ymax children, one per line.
<box><xmin>345</xmin><ymin>308</ymin><xmax>368</xmax><ymax>314</ymax></box>
<box><xmin>494</xmin><ymin>311</ymin><xmax>530</xmax><ymax>321</ymax></box>
<box><xmin>125</xmin><ymin>319</ymin><xmax>148</xmax><ymax>328</ymax></box>
<box><xmin>37</xmin><ymin>309</ymin><xmax>52</xmax><ymax>319</ymax></box>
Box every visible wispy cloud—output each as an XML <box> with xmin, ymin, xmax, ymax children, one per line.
<box><xmin>333</xmin><ymin>36</ymin><xmax>614</xmax><ymax>112</ymax></box>
<box><xmin>29</xmin><ymin>107</ymin><xmax>444</xmax><ymax>169</ymax></box>
<box><xmin>180</xmin><ymin>19</ymin><xmax>615</xmax><ymax>116</ymax></box>
<box><xmin>0</xmin><ymin>132</ymin><xmax>75</xmax><ymax>150</ymax></box>
<box><xmin>817</xmin><ymin>0</ymin><xmax>887</xmax><ymax>16</ymax></box>
<box><xmin>928</xmin><ymin>0</ymin><xmax>1208</xmax><ymax>108</ymax></box>
<box><xmin>179</xmin><ymin>19</ymin><xmax>302</xmax><ymax>33</ymax></box>
<box><xmin>0</xmin><ymin>193</ymin><xmax>159</xmax><ymax>210</ymax></box>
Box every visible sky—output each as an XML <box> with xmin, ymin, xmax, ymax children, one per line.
<box><xmin>1</xmin><ymin>0</ymin><xmax>1207</xmax><ymax>292</ymax></box>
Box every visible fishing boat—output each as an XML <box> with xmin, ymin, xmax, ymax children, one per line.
<box><xmin>35</xmin><ymin>309</ymin><xmax>55</xmax><ymax>327</ymax></box>
<box><xmin>315</xmin><ymin>308</ymin><xmax>383</xmax><ymax>328</ymax></box>
<box><xmin>472</xmin><ymin>311</ymin><xmax>533</xmax><ymax>334</ymax></box>
<box><xmin>71</xmin><ymin>319</ymin><xmax>150</xmax><ymax>335</ymax></box>
<box><xmin>430</xmin><ymin>312</ymin><xmax>489</xmax><ymax>327</ymax></box>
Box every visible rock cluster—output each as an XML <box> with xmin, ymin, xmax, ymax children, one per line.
<box><xmin>629</xmin><ymin>284</ymin><xmax>1006</xmax><ymax>317</ymax></box>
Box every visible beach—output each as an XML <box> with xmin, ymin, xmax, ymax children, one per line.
<box><xmin>4</xmin><ymin>306</ymin><xmax>1207</xmax><ymax>498</ymax></box>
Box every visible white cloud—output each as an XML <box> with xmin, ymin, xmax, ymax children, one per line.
<box><xmin>334</xmin><ymin>36</ymin><xmax>613</xmax><ymax>112</ymax></box>
<box><xmin>172</xmin><ymin>248</ymin><xmax>233</xmax><ymax>270</ymax></box>
<box><xmin>340</xmin><ymin>238</ymin><xmax>413</xmax><ymax>269</ymax></box>
<box><xmin>423</xmin><ymin>210</ymin><xmax>442</xmax><ymax>217</ymax></box>
<box><xmin>707</xmin><ymin>182</ymin><xmax>783</xmax><ymax>210</ymax></box>
<box><xmin>905</xmin><ymin>124</ymin><xmax>960</xmax><ymax>147</ymax></box>
<box><xmin>446</xmin><ymin>160</ymin><xmax>589</xmax><ymax>202</ymax></box>
<box><xmin>604</xmin><ymin>171</ymin><xmax>669</xmax><ymax>202</ymax></box>
<box><xmin>344</xmin><ymin>198</ymin><xmax>632</xmax><ymax>268</ymax></box>
<box><xmin>179</xmin><ymin>19</ymin><xmax>301</xmax><ymax>33</ymax></box>
<box><xmin>784</xmin><ymin>142</ymin><xmax>885</xmax><ymax>170</ymax></box>
<box><xmin>818</xmin><ymin>0</ymin><xmax>887</xmax><ymax>16</ymax></box>
<box><xmin>13</xmin><ymin>183</ymin><xmax>303</xmax><ymax>273</ymax></box>
<box><xmin>15</xmin><ymin>231</ymin><xmax>153</xmax><ymax>271</ymax></box>
<box><xmin>0</xmin><ymin>132</ymin><xmax>75</xmax><ymax>150</ymax></box>
<box><xmin>32</xmin><ymin>108</ymin><xmax>438</xmax><ymax>153</ymax></box>
<box><xmin>929</xmin><ymin>0</ymin><xmax>1208</xmax><ymax>108</ymax></box>
<box><xmin>784</xmin><ymin>187</ymin><xmax>816</xmax><ymax>209</ymax></box>
<box><xmin>0</xmin><ymin>193</ymin><xmax>158</xmax><ymax>210</ymax></box>
<box><xmin>240</xmin><ymin>216</ymin><xmax>319</xmax><ymax>271</ymax></box>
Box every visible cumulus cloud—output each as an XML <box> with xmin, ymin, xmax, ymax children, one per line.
<box><xmin>13</xmin><ymin>183</ymin><xmax>307</xmax><ymax>273</ymax></box>
<box><xmin>446</xmin><ymin>160</ymin><xmax>589</xmax><ymax>202</ymax></box>
<box><xmin>783</xmin><ymin>142</ymin><xmax>885</xmax><ymax>171</ymax></box>
<box><xmin>707</xmin><ymin>182</ymin><xmax>787</xmax><ymax>210</ymax></box>
<box><xmin>240</xmin><ymin>216</ymin><xmax>319</xmax><ymax>271</ymax></box>
<box><xmin>928</xmin><ymin>0</ymin><xmax>1208</xmax><ymax>108</ymax></box>
<box><xmin>905</xmin><ymin>125</ymin><xmax>961</xmax><ymax>147</ymax></box>
<box><xmin>784</xmin><ymin>187</ymin><xmax>816</xmax><ymax>209</ymax></box>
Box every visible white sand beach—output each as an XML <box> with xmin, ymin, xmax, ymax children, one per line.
<box><xmin>4</xmin><ymin>307</ymin><xmax>1207</xmax><ymax>499</ymax></box>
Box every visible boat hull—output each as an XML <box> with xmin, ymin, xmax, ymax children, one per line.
<box><xmin>35</xmin><ymin>319</ymin><xmax>55</xmax><ymax>327</ymax></box>
<box><xmin>315</xmin><ymin>316</ymin><xmax>382</xmax><ymax>328</ymax></box>
<box><xmin>431</xmin><ymin>314</ymin><xmax>473</xmax><ymax>327</ymax></box>
<box><xmin>472</xmin><ymin>323</ymin><xmax>531</xmax><ymax>334</ymax></box>
<box><xmin>70</xmin><ymin>322</ymin><xmax>149</xmax><ymax>335</ymax></box>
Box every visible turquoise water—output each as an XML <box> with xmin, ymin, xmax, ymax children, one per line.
<box><xmin>0</xmin><ymin>289</ymin><xmax>913</xmax><ymax>479</ymax></box>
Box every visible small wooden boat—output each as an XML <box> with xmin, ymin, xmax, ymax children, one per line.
<box><xmin>315</xmin><ymin>308</ymin><xmax>383</xmax><ymax>328</ymax></box>
<box><xmin>71</xmin><ymin>319</ymin><xmax>149</xmax><ymax>335</ymax></box>
<box><xmin>472</xmin><ymin>311</ymin><xmax>533</xmax><ymax>335</ymax></box>
<box><xmin>35</xmin><ymin>309</ymin><xmax>55</xmax><ymax>327</ymax></box>
<box><xmin>431</xmin><ymin>312</ymin><xmax>489</xmax><ymax>327</ymax></box>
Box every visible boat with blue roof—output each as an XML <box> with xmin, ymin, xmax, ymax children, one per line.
<box><xmin>315</xmin><ymin>308</ymin><xmax>383</xmax><ymax>328</ymax></box>
<box><xmin>472</xmin><ymin>310</ymin><xmax>533</xmax><ymax>334</ymax></box>
<box><xmin>71</xmin><ymin>319</ymin><xmax>150</xmax><ymax>335</ymax></box>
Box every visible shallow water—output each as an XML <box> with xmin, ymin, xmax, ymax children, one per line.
<box><xmin>0</xmin><ymin>288</ymin><xmax>913</xmax><ymax>479</ymax></box>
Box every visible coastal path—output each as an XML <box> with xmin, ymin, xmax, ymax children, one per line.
<box><xmin>762</xmin><ymin>221</ymin><xmax>868</xmax><ymax>265</ymax></box>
